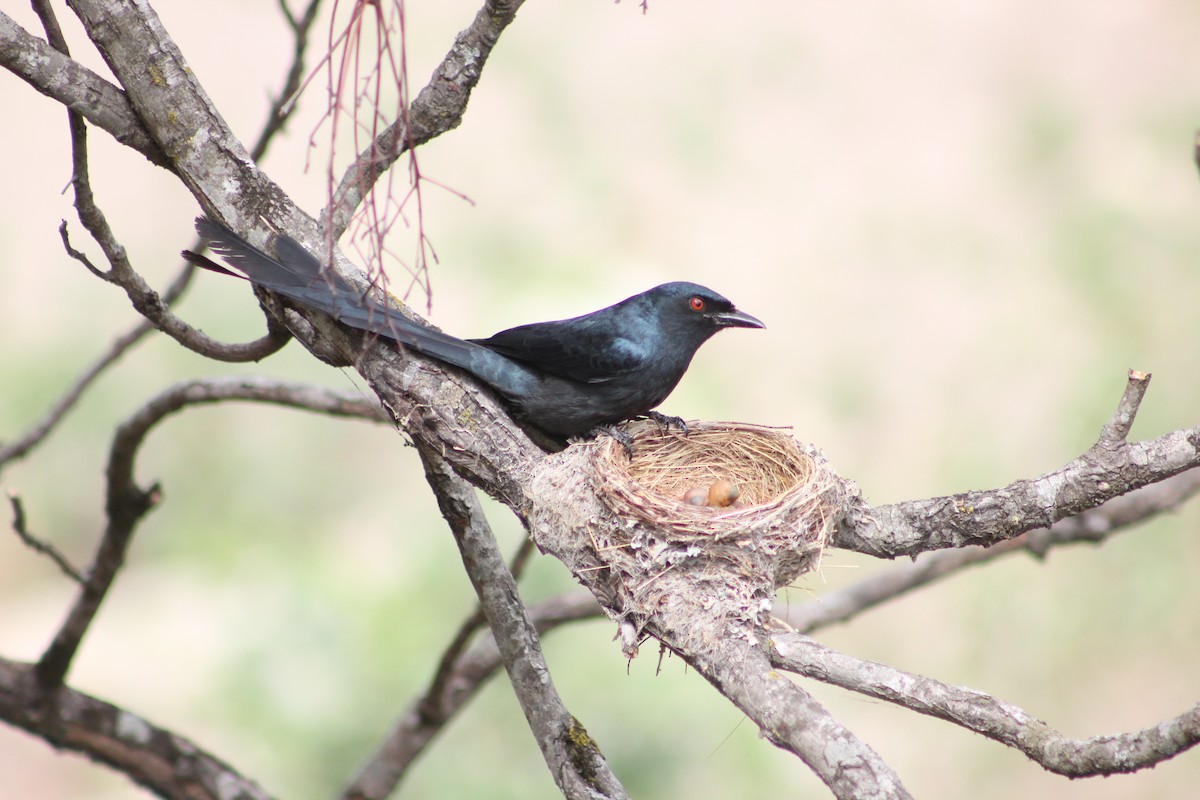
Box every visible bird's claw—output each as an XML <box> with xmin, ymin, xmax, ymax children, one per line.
<box><xmin>646</xmin><ymin>411</ymin><xmax>688</xmax><ymax>436</ymax></box>
<box><xmin>591</xmin><ymin>424</ymin><xmax>636</xmax><ymax>458</ymax></box>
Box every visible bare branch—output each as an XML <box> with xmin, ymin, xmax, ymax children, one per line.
<box><xmin>60</xmin><ymin>216</ymin><xmax>294</xmax><ymax>363</ymax></box>
<box><xmin>342</xmin><ymin>592</ymin><xmax>601</xmax><ymax>800</ymax></box>
<box><xmin>39</xmin><ymin>0</ymin><xmax>292</xmax><ymax>368</ymax></box>
<box><xmin>1</xmin><ymin>0</ymin><xmax>327</xmax><ymax>470</ymax></box>
<box><xmin>249</xmin><ymin>0</ymin><xmax>324</xmax><ymax>162</ymax></box>
<box><xmin>415</xmin><ymin>442</ymin><xmax>629</xmax><ymax>800</ymax></box>
<box><xmin>770</xmin><ymin>633</ymin><xmax>1200</xmax><ymax>777</ymax></box>
<box><xmin>786</xmin><ymin>468</ymin><xmax>1200</xmax><ymax>633</ymax></box>
<box><xmin>6</xmin><ymin>489</ymin><xmax>84</xmax><ymax>583</ymax></box>
<box><xmin>0</xmin><ymin>320</ymin><xmax>153</xmax><ymax>467</ymax></box>
<box><xmin>835</xmin><ymin>371</ymin><xmax>1200</xmax><ymax>557</ymax></box>
<box><xmin>0</xmin><ymin>656</ymin><xmax>274</xmax><ymax>800</ymax></box>
<box><xmin>1022</xmin><ymin>465</ymin><xmax>1200</xmax><ymax>553</ymax></box>
<box><xmin>324</xmin><ymin>0</ymin><xmax>526</xmax><ymax>236</ymax></box>
<box><xmin>0</xmin><ymin>11</ymin><xmax>169</xmax><ymax>167</ymax></box>
<box><xmin>683</xmin><ymin>636</ymin><xmax>910</xmax><ymax>799</ymax></box>
<box><xmin>35</xmin><ymin>377</ymin><xmax>387</xmax><ymax>689</ymax></box>
<box><xmin>1097</xmin><ymin>369</ymin><xmax>1150</xmax><ymax>445</ymax></box>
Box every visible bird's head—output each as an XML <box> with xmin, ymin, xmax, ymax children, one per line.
<box><xmin>652</xmin><ymin>281</ymin><xmax>765</xmax><ymax>336</ymax></box>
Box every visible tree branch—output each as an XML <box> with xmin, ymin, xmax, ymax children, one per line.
<box><xmin>770</xmin><ymin>633</ymin><xmax>1200</xmax><ymax>777</ymax></box>
<box><xmin>60</xmin><ymin>219</ymin><xmax>294</xmax><ymax>363</ymax></box>
<box><xmin>35</xmin><ymin>377</ymin><xmax>387</xmax><ymax>689</ymax></box>
<box><xmin>0</xmin><ymin>10</ymin><xmax>169</xmax><ymax>167</ymax></box>
<box><xmin>709</xmin><ymin>643</ymin><xmax>911</xmax><ymax>798</ymax></box>
<box><xmin>38</xmin><ymin>0</ymin><xmax>292</xmax><ymax>367</ymax></box>
<box><xmin>342</xmin><ymin>592</ymin><xmax>601</xmax><ymax>800</ymax></box>
<box><xmin>415</xmin><ymin>442</ymin><xmax>629</xmax><ymax>799</ymax></box>
<box><xmin>834</xmin><ymin>371</ymin><xmax>1200</xmax><ymax>557</ymax></box>
<box><xmin>2</xmin><ymin>0</ymin><xmax>327</xmax><ymax>471</ymax></box>
<box><xmin>6</xmin><ymin>489</ymin><xmax>84</xmax><ymax>583</ymax></box>
<box><xmin>785</xmin><ymin>468</ymin><xmax>1200</xmax><ymax>633</ymax></box>
<box><xmin>0</xmin><ymin>320</ymin><xmax>152</xmax><ymax>468</ymax></box>
<box><xmin>249</xmin><ymin>0</ymin><xmax>323</xmax><ymax>162</ymax></box>
<box><xmin>0</xmin><ymin>656</ymin><xmax>274</xmax><ymax>800</ymax></box>
<box><xmin>8</xmin><ymin>3</ymin><xmax>1197</xmax><ymax>797</ymax></box>
<box><xmin>323</xmin><ymin>0</ymin><xmax>526</xmax><ymax>236</ymax></box>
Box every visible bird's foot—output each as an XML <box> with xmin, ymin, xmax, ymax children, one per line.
<box><xmin>591</xmin><ymin>424</ymin><xmax>635</xmax><ymax>458</ymax></box>
<box><xmin>645</xmin><ymin>411</ymin><xmax>689</xmax><ymax>436</ymax></box>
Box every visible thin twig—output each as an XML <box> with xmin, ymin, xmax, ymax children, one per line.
<box><xmin>251</xmin><ymin>0</ymin><xmax>324</xmax><ymax>161</ymax></box>
<box><xmin>1</xmin><ymin>0</ymin><xmax>328</xmax><ymax>471</ymax></box>
<box><xmin>0</xmin><ymin>319</ymin><xmax>152</xmax><ymax>468</ymax></box>
<box><xmin>58</xmin><ymin>218</ymin><xmax>293</xmax><ymax>363</ymax></box>
<box><xmin>53</xmin><ymin>80</ymin><xmax>289</xmax><ymax>364</ymax></box>
<box><xmin>43</xmin><ymin>0</ymin><xmax>292</xmax><ymax>365</ymax></box>
<box><xmin>322</xmin><ymin>0</ymin><xmax>526</xmax><ymax>238</ymax></box>
<box><xmin>6</xmin><ymin>490</ymin><xmax>84</xmax><ymax>583</ymax></box>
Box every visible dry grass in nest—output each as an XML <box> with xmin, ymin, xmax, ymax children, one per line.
<box><xmin>593</xmin><ymin>420</ymin><xmax>842</xmax><ymax>555</ymax></box>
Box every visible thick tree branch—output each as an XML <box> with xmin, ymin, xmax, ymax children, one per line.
<box><xmin>2</xmin><ymin>0</ymin><xmax>326</xmax><ymax>471</ymax></box>
<box><xmin>0</xmin><ymin>656</ymin><xmax>274</xmax><ymax>800</ymax></box>
<box><xmin>666</xmin><ymin>620</ymin><xmax>912</xmax><ymax>798</ymax></box>
<box><xmin>705</xmin><ymin>642</ymin><xmax>910</xmax><ymax>799</ymax></box>
<box><xmin>0</xmin><ymin>11</ymin><xmax>168</xmax><ymax>167</ymax></box>
<box><xmin>834</xmin><ymin>371</ymin><xmax>1200</xmax><ymax>557</ymax></box>
<box><xmin>785</xmin><ymin>468</ymin><xmax>1200</xmax><ymax>633</ymax></box>
<box><xmin>415</xmin><ymin>443</ymin><xmax>629</xmax><ymax>800</ymax></box>
<box><xmin>770</xmin><ymin>633</ymin><xmax>1200</xmax><ymax>777</ymax></box>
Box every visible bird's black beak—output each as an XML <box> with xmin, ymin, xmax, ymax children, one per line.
<box><xmin>712</xmin><ymin>308</ymin><xmax>765</xmax><ymax>329</ymax></box>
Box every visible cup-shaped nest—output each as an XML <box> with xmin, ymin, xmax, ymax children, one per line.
<box><xmin>592</xmin><ymin>420</ymin><xmax>844</xmax><ymax>584</ymax></box>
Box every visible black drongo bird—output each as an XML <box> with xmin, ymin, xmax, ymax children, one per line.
<box><xmin>182</xmin><ymin>217</ymin><xmax>764</xmax><ymax>441</ymax></box>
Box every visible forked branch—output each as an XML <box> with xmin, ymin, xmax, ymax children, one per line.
<box><xmin>770</xmin><ymin>633</ymin><xmax>1200</xmax><ymax>777</ymax></box>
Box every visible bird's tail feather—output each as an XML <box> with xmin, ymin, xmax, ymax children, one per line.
<box><xmin>183</xmin><ymin>217</ymin><xmax>494</xmax><ymax>378</ymax></box>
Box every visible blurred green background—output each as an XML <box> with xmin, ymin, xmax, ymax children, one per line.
<box><xmin>2</xmin><ymin>1</ymin><xmax>1200</xmax><ymax>798</ymax></box>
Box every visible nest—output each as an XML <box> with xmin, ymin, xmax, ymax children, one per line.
<box><xmin>591</xmin><ymin>419</ymin><xmax>844</xmax><ymax>587</ymax></box>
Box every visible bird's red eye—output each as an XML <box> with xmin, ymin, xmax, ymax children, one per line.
<box><xmin>689</xmin><ymin>296</ymin><xmax>706</xmax><ymax>312</ymax></box>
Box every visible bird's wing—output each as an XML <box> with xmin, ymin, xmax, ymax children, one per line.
<box><xmin>471</xmin><ymin>323</ymin><xmax>649</xmax><ymax>384</ymax></box>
